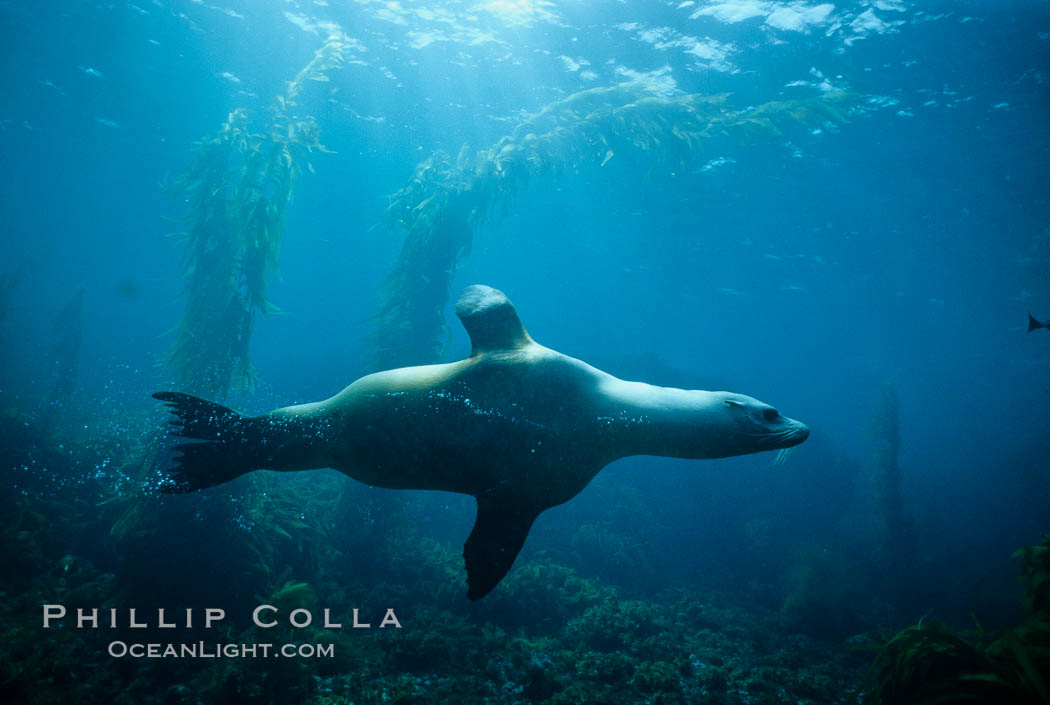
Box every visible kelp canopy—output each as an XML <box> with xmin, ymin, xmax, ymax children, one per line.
<box><xmin>166</xmin><ymin>34</ymin><xmax>347</xmax><ymax>400</ymax></box>
<box><xmin>374</xmin><ymin>82</ymin><xmax>861</xmax><ymax>368</ymax></box>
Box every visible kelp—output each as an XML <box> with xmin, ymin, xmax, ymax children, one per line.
<box><xmin>874</xmin><ymin>535</ymin><xmax>1050</xmax><ymax>705</ymax></box>
<box><xmin>875</xmin><ymin>621</ymin><xmax>1050</xmax><ymax>705</ymax></box>
<box><xmin>872</xmin><ymin>382</ymin><xmax>917</xmax><ymax>589</ymax></box>
<box><xmin>165</xmin><ymin>33</ymin><xmax>346</xmax><ymax>399</ymax></box>
<box><xmin>43</xmin><ymin>289</ymin><xmax>85</xmax><ymax>413</ymax></box>
<box><xmin>110</xmin><ymin>35</ymin><xmax>349</xmax><ymax>612</ymax></box>
<box><xmin>0</xmin><ymin>265</ymin><xmax>25</xmax><ymax>326</ymax></box>
<box><xmin>1014</xmin><ymin>535</ymin><xmax>1050</xmax><ymax>616</ymax></box>
<box><xmin>781</xmin><ymin>543</ymin><xmax>867</xmax><ymax>639</ymax></box>
<box><xmin>373</xmin><ymin>82</ymin><xmax>862</xmax><ymax>366</ymax></box>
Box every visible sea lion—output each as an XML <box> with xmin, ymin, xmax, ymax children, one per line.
<box><xmin>154</xmin><ymin>285</ymin><xmax>809</xmax><ymax>599</ymax></box>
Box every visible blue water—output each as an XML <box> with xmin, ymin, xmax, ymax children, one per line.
<box><xmin>1</xmin><ymin>0</ymin><xmax>1048</xmax><ymax>701</ymax></box>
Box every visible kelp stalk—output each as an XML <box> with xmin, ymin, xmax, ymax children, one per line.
<box><xmin>166</xmin><ymin>34</ymin><xmax>346</xmax><ymax>399</ymax></box>
<box><xmin>873</xmin><ymin>382</ymin><xmax>916</xmax><ymax>585</ymax></box>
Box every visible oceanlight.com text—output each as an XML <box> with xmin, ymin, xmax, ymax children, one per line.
<box><xmin>107</xmin><ymin>641</ymin><xmax>335</xmax><ymax>659</ymax></box>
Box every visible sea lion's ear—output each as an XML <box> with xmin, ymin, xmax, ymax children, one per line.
<box><xmin>456</xmin><ymin>285</ymin><xmax>533</xmax><ymax>355</ymax></box>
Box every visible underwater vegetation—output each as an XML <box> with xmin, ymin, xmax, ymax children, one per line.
<box><xmin>874</xmin><ymin>535</ymin><xmax>1050</xmax><ymax>705</ymax></box>
<box><xmin>372</xmin><ymin>84</ymin><xmax>863</xmax><ymax>366</ymax></box>
<box><xmin>117</xmin><ymin>25</ymin><xmax>353</xmax><ymax>610</ymax></box>
<box><xmin>780</xmin><ymin>543</ymin><xmax>870</xmax><ymax>641</ymax></box>
<box><xmin>0</xmin><ymin>266</ymin><xmax>26</xmax><ymax>327</ymax></box>
<box><xmin>42</xmin><ymin>289</ymin><xmax>85</xmax><ymax>418</ymax></box>
<box><xmin>166</xmin><ymin>34</ymin><xmax>347</xmax><ymax>400</ymax></box>
<box><xmin>871</xmin><ymin>383</ymin><xmax>917</xmax><ymax>598</ymax></box>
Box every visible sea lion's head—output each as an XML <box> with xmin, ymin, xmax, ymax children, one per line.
<box><xmin>713</xmin><ymin>392</ymin><xmax>810</xmax><ymax>456</ymax></box>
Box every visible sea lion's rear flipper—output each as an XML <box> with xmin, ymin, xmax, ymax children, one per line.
<box><xmin>456</xmin><ymin>285</ymin><xmax>533</xmax><ymax>355</ymax></box>
<box><xmin>152</xmin><ymin>392</ymin><xmax>258</xmax><ymax>493</ymax></box>
<box><xmin>463</xmin><ymin>494</ymin><xmax>540</xmax><ymax>600</ymax></box>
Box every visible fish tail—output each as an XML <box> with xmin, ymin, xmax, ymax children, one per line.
<box><xmin>152</xmin><ymin>391</ymin><xmax>261</xmax><ymax>493</ymax></box>
<box><xmin>1028</xmin><ymin>314</ymin><xmax>1044</xmax><ymax>333</ymax></box>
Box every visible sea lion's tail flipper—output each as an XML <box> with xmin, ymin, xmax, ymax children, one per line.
<box><xmin>152</xmin><ymin>391</ymin><xmax>257</xmax><ymax>493</ymax></box>
<box><xmin>1028</xmin><ymin>314</ymin><xmax>1043</xmax><ymax>333</ymax></box>
<box><xmin>463</xmin><ymin>494</ymin><xmax>540</xmax><ymax>600</ymax></box>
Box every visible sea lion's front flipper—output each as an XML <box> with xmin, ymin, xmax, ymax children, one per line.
<box><xmin>463</xmin><ymin>493</ymin><xmax>540</xmax><ymax>600</ymax></box>
<box><xmin>456</xmin><ymin>285</ymin><xmax>533</xmax><ymax>355</ymax></box>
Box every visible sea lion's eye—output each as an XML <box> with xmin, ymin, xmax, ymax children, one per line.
<box><xmin>763</xmin><ymin>408</ymin><xmax>779</xmax><ymax>422</ymax></box>
<box><xmin>724</xmin><ymin>399</ymin><xmax>744</xmax><ymax>409</ymax></box>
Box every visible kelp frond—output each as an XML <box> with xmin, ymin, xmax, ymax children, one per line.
<box><xmin>286</xmin><ymin>32</ymin><xmax>350</xmax><ymax>105</ymax></box>
<box><xmin>874</xmin><ymin>535</ymin><xmax>1050</xmax><ymax>705</ymax></box>
<box><xmin>372</xmin><ymin>82</ymin><xmax>865</xmax><ymax>368</ymax></box>
<box><xmin>1014</xmin><ymin>535</ymin><xmax>1050</xmax><ymax>616</ymax></box>
<box><xmin>165</xmin><ymin>37</ymin><xmax>345</xmax><ymax>399</ymax></box>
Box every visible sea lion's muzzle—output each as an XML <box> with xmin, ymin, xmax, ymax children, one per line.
<box><xmin>757</xmin><ymin>419</ymin><xmax>810</xmax><ymax>451</ymax></box>
<box><xmin>783</xmin><ymin>422</ymin><xmax>810</xmax><ymax>447</ymax></box>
